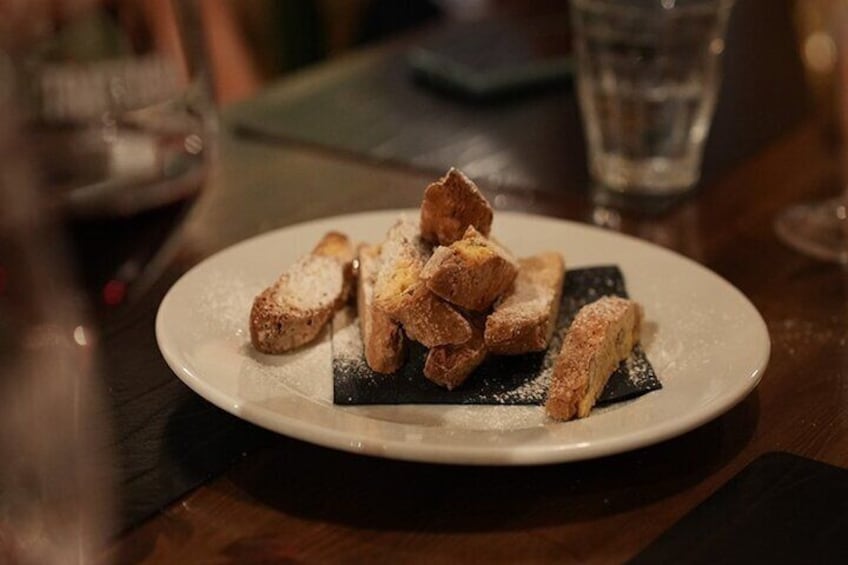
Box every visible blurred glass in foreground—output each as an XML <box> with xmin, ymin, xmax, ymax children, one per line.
<box><xmin>571</xmin><ymin>0</ymin><xmax>734</xmax><ymax>198</ymax></box>
<box><xmin>0</xmin><ymin>45</ymin><xmax>113</xmax><ymax>564</ymax></box>
<box><xmin>2</xmin><ymin>0</ymin><xmax>216</xmax><ymax>308</ymax></box>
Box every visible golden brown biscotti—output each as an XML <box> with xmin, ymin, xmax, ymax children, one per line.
<box><xmin>250</xmin><ymin>232</ymin><xmax>355</xmax><ymax>353</ymax></box>
<box><xmin>421</xmin><ymin>226</ymin><xmax>519</xmax><ymax>312</ymax></box>
<box><xmin>424</xmin><ymin>323</ymin><xmax>487</xmax><ymax>390</ymax></box>
<box><xmin>419</xmin><ymin>168</ymin><xmax>493</xmax><ymax>246</ymax></box>
<box><xmin>357</xmin><ymin>244</ymin><xmax>406</xmax><ymax>373</ymax></box>
<box><xmin>388</xmin><ymin>284</ymin><xmax>472</xmax><ymax>347</ymax></box>
<box><xmin>545</xmin><ymin>296</ymin><xmax>643</xmax><ymax>421</ymax></box>
<box><xmin>311</xmin><ymin>231</ymin><xmax>356</xmax><ymax>308</ymax></box>
<box><xmin>312</xmin><ymin>231</ymin><xmax>355</xmax><ymax>262</ymax></box>
<box><xmin>372</xmin><ymin>217</ymin><xmax>430</xmax><ymax>311</ymax></box>
<box><xmin>373</xmin><ymin>218</ymin><xmax>471</xmax><ymax>347</ymax></box>
<box><xmin>484</xmin><ymin>252</ymin><xmax>565</xmax><ymax>355</ymax></box>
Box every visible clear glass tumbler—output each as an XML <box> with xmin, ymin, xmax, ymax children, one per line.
<box><xmin>571</xmin><ymin>0</ymin><xmax>735</xmax><ymax>196</ymax></box>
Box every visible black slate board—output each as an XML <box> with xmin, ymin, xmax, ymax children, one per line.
<box><xmin>333</xmin><ymin>266</ymin><xmax>661</xmax><ymax>406</ymax></box>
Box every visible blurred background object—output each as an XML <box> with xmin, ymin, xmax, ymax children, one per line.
<box><xmin>202</xmin><ymin>0</ymin><xmax>445</xmax><ymax>103</ymax></box>
<box><xmin>0</xmin><ymin>41</ymin><xmax>113</xmax><ymax>564</ymax></box>
<box><xmin>194</xmin><ymin>0</ymin><xmax>574</xmax><ymax>103</ymax></box>
<box><xmin>1</xmin><ymin>0</ymin><xmax>217</xmax><ymax>309</ymax></box>
<box><xmin>571</xmin><ymin>0</ymin><xmax>735</xmax><ymax>199</ymax></box>
<box><xmin>775</xmin><ymin>0</ymin><xmax>848</xmax><ymax>262</ymax></box>
<box><xmin>795</xmin><ymin>0</ymin><xmax>844</xmax><ymax>145</ymax></box>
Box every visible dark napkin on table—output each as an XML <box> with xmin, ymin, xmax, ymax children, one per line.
<box><xmin>333</xmin><ymin>266</ymin><xmax>661</xmax><ymax>406</ymax></box>
<box><xmin>629</xmin><ymin>452</ymin><xmax>848</xmax><ymax>564</ymax></box>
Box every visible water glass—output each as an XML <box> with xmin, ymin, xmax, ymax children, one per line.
<box><xmin>571</xmin><ymin>0</ymin><xmax>735</xmax><ymax>196</ymax></box>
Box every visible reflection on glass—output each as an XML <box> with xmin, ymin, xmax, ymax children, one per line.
<box><xmin>775</xmin><ymin>0</ymin><xmax>848</xmax><ymax>263</ymax></box>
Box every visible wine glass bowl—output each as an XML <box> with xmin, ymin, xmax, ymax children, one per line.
<box><xmin>11</xmin><ymin>0</ymin><xmax>216</xmax><ymax>309</ymax></box>
<box><xmin>775</xmin><ymin>196</ymin><xmax>848</xmax><ymax>264</ymax></box>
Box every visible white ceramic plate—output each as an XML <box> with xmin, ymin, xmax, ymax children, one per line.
<box><xmin>156</xmin><ymin>210</ymin><xmax>769</xmax><ymax>465</ymax></box>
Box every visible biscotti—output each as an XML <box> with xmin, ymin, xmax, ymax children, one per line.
<box><xmin>250</xmin><ymin>232</ymin><xmax>354</xmax><ymax>354</ymax></box>
<box><xmin>420</xmin><ymin>167</ymin><xmax>494</xmax><ymax>246</ymax></box>
<box><xmin>424</xmin><ymin>323</ymin><xmax>487</xmax><ymax>390</ymax></box>
<box><xmin>545</xmin><ymin>296</ymin><xmax>642</xmax><ymax>420</ymax></box>
<box><xmin>484</xmin><ymin>252</ymin><xmax>565</xmax><ymax>355</ymax></box>
<box><xmin>372</xmin><ymin>217</ymin><xmax>429</xmax><ymax>315</ymax></box>
<box><xmin>373</xmin><ymin>218</ymin><xmax>472</xmax><ymax>348</ymax></box>
<box><xmin>421</xmin><ymin>226</ymin><xmax>518</xmax><ymax>312</ymax></box>
<box><xmin>312</xmin><ymin>230</ymin><xmax>356</xmax><ymax>308</ymax></box>
<box><xmin>387</xmin><ymin>284</ymin><xmax>473</xmax><ymax>347</ymax></box>
<box><xmin>357</xmin><ymin>244</ymin><xmax>406</xmax><ymax>373</ymax></box>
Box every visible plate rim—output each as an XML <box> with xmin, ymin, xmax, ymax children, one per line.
<box><xmin>156</xmin><ymin>209</ymin><xmax>770</xmax><ymax>465</ymax></box>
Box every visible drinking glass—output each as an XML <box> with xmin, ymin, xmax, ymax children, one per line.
<box><xmin>571</xmin><ymin>0</ymin><xmax>735</xmax><ymax>197</ymax></box>
<box><xmin>0</xmin><ymin>47</ymin><xmax>113</xmax><ymax>564</ymax></box>
<box><xmin>2</xmin><ymin>0</ymin><xmax>216</xmax><ymax>307</ymax></box>
<box><xmin>774</xmin><ymin>0</ymin><xmax>848</xmax><ymax>263</ymax></box>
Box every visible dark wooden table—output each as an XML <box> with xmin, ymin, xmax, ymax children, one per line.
<box><xmin>99</xmin><ymin>1</ymin><xmax>848</xmax><ymax>562</ymax></box>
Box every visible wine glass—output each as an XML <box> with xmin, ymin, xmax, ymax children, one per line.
<box><xmin>4</xmin><ymin>0</ymin><xmax>217</xmax><ymax>311</ymax></box>
<box><xmin>0</xmin><ymin>42</ymin><xmax>113</xmax><ymax>564</ymax></box>
<box><xmin>774</xmin><ymin>197</ymin><xmax>848</xmax><ymax>264</ymax></box>
<box><xmin>774</xmin><ymin>0</ymin><xmax>848</xmax><ymax>263</ymax></box>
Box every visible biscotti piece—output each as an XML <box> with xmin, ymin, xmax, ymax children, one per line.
<box><xmin>421</xmin><ymin>226</ymin><xmax>519</xmax><ymax>312</ymax></box>
<box><xmin>312</xmin><ymin>231</ymin><xmax>355</xmax><ymax>263</ymax></box>
<box><xmin>545</xmin><ymin>296</ymin><xmax>643</xmax><ymax>421</ymax></box>
<box><xmin>373</xmin><ymin>218</ymin><xmax>471</xmax><ymax>347</ymax></box>
<box><xmin>389</xmin><ymin>284</ymin><xmax>472</xmax><ymax>347</ymax></box>
<box><xmin>424</xmin><ymin>322</ymin><xmax>487</xmax><ymax>390</ymax></box>
<box><xmin>250</xmin><ymin>235</ymin><xmax>353</xmax><ymax>354</ymax></box>
<box><xmin>357</xmin><ymin>244</ymin><xmax>406</xmax><ymax>373</ymax></box>
<box><xmin>484</xmin><ymin>252</ymin><xmax>565</xmax><ymax>355</ymax></box>
<box><xmin>420</xmin><ymin>168</ymin><xmax>493</xmax><ymax>246</ymax></box>
<box><xmin>372</xmin><ymin>217</ymin><xmax>430</xmax><ymax>313</ymax></box>
<box><xmin>312</xmin><ymin>231</ymin><xmax>356</xmax><ymax>308</ymax></box>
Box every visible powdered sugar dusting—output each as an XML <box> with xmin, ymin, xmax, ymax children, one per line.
<box><xmin>272</xmin><ymin>255</ymin><xmax>343</xmax><ymax>310</ymax></box>
<box><xmin>332</xmin><ymin>266</ymin><xmax>661</xmax><ymax>410</ymax></box>
<box><xmin>196</xmin><ymin>274</ymin><xmax>257</xmax><ymax>336</ymax></box>
<box><xmin>492</xmin><ymin>282</ymin><xmax>548</xmax><ymax>321</ymax></box>
<box><xmin>491</xmin><ymin>320</ymin><xmax>565</xmax><ymax>404</ymax></box>
<box><xmin>488</xmin><ymin>253</ymin><xmax>563</xmax><ymax>333</ymax></box>
<box><xmin>238</xmin><ymin>332</ymin><xmax>334</xmax><ymax>402</ymax></box>
<box><xmin>622</xmin><ymin>353</ymin><xmax>652</xmax><ymax>388</ymax></box>
<box><xmin>331</xmin><ymin>309</ymin><xmax>365</xmax><ymax>371</ymax></box>
<box><xmin>376</xmin><ymin>216</ymin><xmax>429</xmax><ymax>273</ymax></box>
